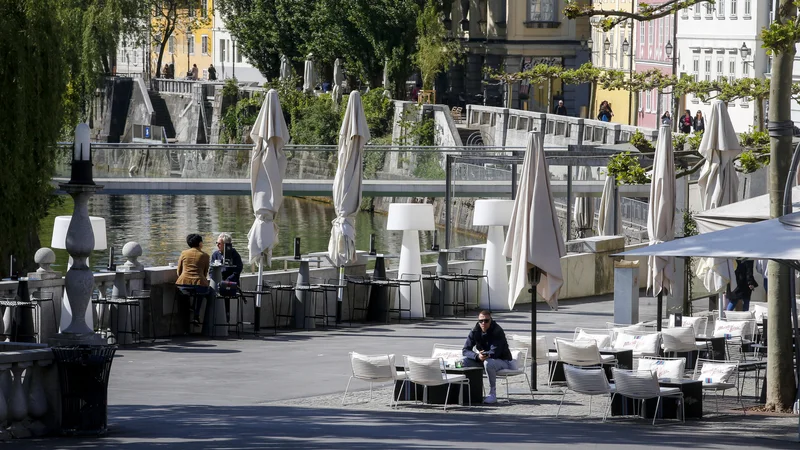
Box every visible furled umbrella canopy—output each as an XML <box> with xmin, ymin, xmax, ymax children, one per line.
<box><xmin>647</xmin><ymin>124</ymin><xmax>676</xmax><ymax>296</ymax></box>
<box><xmin>503</xmin><ymin>131</ymin><xmax>566</xmax><ymax>310</ymax></box>
<box><xmin>695</xmin><ymin>100</ymin><xmax>742</xmax><ymax>293</ymax></box>
<box><xmin>597</xmin><ymin>174</ymin><xmax>621</xmax><ymax>236</ymax></box>
<box><xmin>303</xmin><ymin>54</ymin><xmax>317</xmax><ymax>93</ymax></box>
<box><xmin>279</xmin><ymin>55</ymin><xmax>291</xmax><ymax>81</ymax></box>
<box><xmin>247</xmin><ymin>89</ymin><xmax>289</xmax><ymax>267</ymax></box>
<box><xmin>328</xmin><ymin>91</ymin><xmax>370</xmax><ymax>266</ymax></box>
<box><xmin>573</xmin><ymin>166</ymin><xmax>594</xmax><ymax>238</ymax></box>
<box><xmin>333</xmin><ymin>58</ymin><xmax>344</xmax><ymax>88</ymax></box>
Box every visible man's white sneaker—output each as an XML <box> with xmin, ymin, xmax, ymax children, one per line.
<box><xmin>483</xmin><ymin>394</ymin><xmax>497</xmax><ymax>404</ymax></box>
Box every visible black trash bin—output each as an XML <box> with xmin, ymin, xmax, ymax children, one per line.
<box><xmin>52</xmin><ymin>345</ymin><xmax>117</xmax><ymax>436</ymax></box>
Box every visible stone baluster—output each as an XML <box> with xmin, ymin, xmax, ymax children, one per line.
<box><xmin>24</xmin><ymin>363</ymin><xmax>47</xmax><ymax>420</ymax></box>
<box><xmin>0</xmin><ymin>364</ymin><xmax>8</xmax><ymax>428</ymax></box>
<box><xmin>8</xmin><ymin>363</ymin><xmax>28</xmax><ymax>423</ymax></box>
<box><xmin>32</xmin><ymin>249</ymin><xmax>57</xmax><ymax>278</ymax></box>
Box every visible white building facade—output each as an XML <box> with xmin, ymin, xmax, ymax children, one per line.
<box><xmin>677</xmin><ymin>0</ymin><xmax>770</xmax><ymax>132</ymax></box>
<box><xmin>212</xmin><ymin>10</ymin><xmax>266</xmax><ymax>84</ymax></box>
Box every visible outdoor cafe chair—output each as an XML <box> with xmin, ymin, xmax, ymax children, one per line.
<box><xmin>552</xmin><ymin>338</ymin><xmax>617</xmax><ymax>386</ymax></box>
<box><xmin>573</xmin><ymin>328</ymin><xmax>614</xmax><ymax>349</ymax></box>
<box><xmin>388</xmin><ymin>273</ymin><xmax>422</xmax><ymax>322</ymax></box>
<box><xmin>611</xmin><ymin>329</ymin><xmax>662</xmax><ymax>358</ymax></box>
<box><xmin>557</xmin><ymin>364</ymin><xmax>615</xmax><ymax>421</ymax></box>
<box><xmin>611</xmin><ymin>368</ymin><xmax>685</xmax><ymax>426</ymax></box>
<box><xmin>670</xmin><ymin>315</ymin><xmax>708</xmax><ymax>337</ymax></box>
<box><xmin>721</xmin><ymin>334</ymin><xmax>765</xmax><ymax>398</ymax></box>
<box><xmin>509</xmin><ymin>334</ymin><xmax>555</xmax><ymax>386</ymax></box>
<box><xmin>342</xmin><ymin>352</ymin><xmax>407</xmax><ymax>407</ymax></box>
<box><xmin>636</xmin><ymin>356</ymin><xmax>686</xmax><ymax>379</ymax></box>
<box><xmin>724</xmin><ymin>310</ymin><xmax>755</xmax><ymax>321</ymax></box>
<box><xmin>344</xmin><ymin>275</ymin><xmax>375</xmax><ymax>325</ymax></box>
<box><xmin>401</xmin><ymin>356</ymin><xmax>471</xmax><ymax>412</ymax></box>
<box><xmin>661</xmin><ymin>327</ymin><xmax>699</xmax><ymax>368</ymax></box>
<box><xmin>692</xmin><ymin>358</ymin><xmax>744</xmax><ymax>414</ymax></box>
<box><xmin>494</xmin><ymin>347</ymin><xmax>534</xmax><ymax>401</ymax></box>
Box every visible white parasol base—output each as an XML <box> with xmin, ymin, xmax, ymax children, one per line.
<box><xmin>397</xmin><ymin>230</ymin><xmax>425</xmax><ymax>319</ymax></box>
<box><xmin>482</xmin><ymin>226</ymin><xmax>509</xmax><ymax>311</ymax></box>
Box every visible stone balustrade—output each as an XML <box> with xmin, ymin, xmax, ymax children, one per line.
<box><xmin>465</xmin><ymin>104</ymin><xmax>658</xmax><ymax>148</ymax></box>
<box><xmin>0</xmin><ymin>343</ymin><xmax>59</xmax><ymax>439</ymax></box>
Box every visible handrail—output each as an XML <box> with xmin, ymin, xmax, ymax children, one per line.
<box><xmin>56</xmin><ymin>143</ymin><xmax>525</xmax><ymax>153</ymax></box>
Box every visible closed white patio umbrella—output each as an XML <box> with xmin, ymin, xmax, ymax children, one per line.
<box><xmin>503</xmin><ymin>131</ymin><xmax>565</xmax><ymax>387</ymax></box>
<box><xmin>329</xmin><ymin>92</ymin><xmax>370</xmax><ymax>321</ymax></box>
<box><xmin>647</xmin><ymin>125</ymin><xmax>676</xmax><ymax>331</ymax></box>
<box><xmin>597</xmin><ymin>174</ymin><xmax>621</xmax><ymax>236</ymax></box>
<box><xmin>695</xmin><ymin>100</ymin><xmax>742</xmax><ymax>312</ymax></box>
<box><xmin>303</xmin><ymin>54</ymin><xmax>316</xmax><ymax>93</ymax></box>
<box><xmin>573</xmin><ymin>166</ymin><xmax>594</xmax><ymax>238</ymax></box>
<box><xmin>247</xmin><ymin>89</ymin><xmax>289</xmax><ymax>332</ymax></box>
<box><xmin>279</xmin><ymin>55</ymin><xmax>291</xmax><ymax>81</ymax></box>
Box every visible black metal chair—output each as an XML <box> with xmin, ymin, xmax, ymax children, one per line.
<box><xmin>464</xmin><ymin>269</ymin><xmax>489</xmax><ymax>311</ymax></box>
<box><xmin>240</xmin><ymin>287</ymin><xmax>274</xmax><ymax>336</ymax></box>
<box><xmin>388</xmin><ymin>273</ymin><xmax>422</xmax><ymax>322</ymax></box>
<box><xmin>345</xmin><ymin>275</ymin><xmax>374</xmax><ymax>325</ymax></box>
<box><xmin>28</xmin><ymin>291</ymin><xmax>57</xmax><ymax>343</ymax></box>
<box><xmin>310</xmin><ymin>277</ymin><xmax>344</xmax><ymax>328</ymax></box>
<box><xmin>272</xmin><ymin>275</ymin><xmax>298</xmax><ymax>331</ymax></box>
<box><xmin>436</xmin><ymin>268</ymin><xmax>468</xmax><ymax>318</ymax></box>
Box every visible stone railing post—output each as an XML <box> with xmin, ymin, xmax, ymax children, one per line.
<box><xmin>115</xmin><ymin>242</ymin><xmax>144</xmax><ymax>345</ymax></box>
<box><xmin>121</xmin><ymin>242</ymin><xmax>144</xmax><ymax>272</ymax></box>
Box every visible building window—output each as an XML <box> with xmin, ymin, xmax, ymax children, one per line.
<box><xmin>744</xmin><ymin>0</ymin><xmax>751</xmax><ymax>16</ymax></box>
<box><xmin>717</xmin><ymin>0</ymin><xmax>725</xmax><ymax>17</ymax></box>
<box><xmin>693</xmin><ymin>56</ymin><xmax>700</xmax><ymax>81</ymax></box>
<box><xmin>705</xmin><ymin>56</ymin><xmax>711</xmax><ymax>81</ymax></box>
<box><xmin>528</xmin><ymin>0</ymin><xmax>556</xmax><ymax>22</ymax></box>
<box><xmin>201</xmin><ymin>35</ymin><xmax>208</xmax><ymax>55</ymax></box>
<box><xmin>694</xmin><ymin>3</ymin><xmax>701</xmax><ymax>18</ymax></box>
<box><xmin>188</xmin><ymin>2</ymin><xmax>195</xmax><ymax>17</ymax></box>
<box><xmin>639</xmin><ymin>91</ymin><xmax>644</xmax><ymax>111</ymax></box>
<box><xmin>219</xmin><ymin>39</ymin><xmax>226</xmax><ymax>63</ymax></box>
<box><xmin>201</xmin><ymin>0</ymin><xmax>208</xmax><ymax>18</ymax></box>
<box><xmin>168</xmin><ymin>36</ymin><xmax>175</xmax><ymax>54</ymax></box>
<box><xmin>717</xmin><ymin>57</ymin><xmax>724</xmax><ymax>81</ymax></box>
<box><xmin>187</xmin><ymin>34</ymin><xmax>194</xmax><ymax>55</ymax></box>
<box><xmin>742</xmin><ymin>60</ymin><xmax>749</xmax><ymax>76</ymax></box>
<box><xmin>729</xmin><ymin>59</ymin><xmax>736</xmax><ymax>82</ymax></box>
<box><xmin>706</xmin><ymin>2</ymin><xmax>713</xmax><ymax>16</ymax></box>
<box><xmin>648</xmin><ymin>22</ymin><xmax>654</xmax><ymax>59</ymax></box>
<box><xmin>646</xmin><ymin>88</ymin><xmax>652</xmax><ymax>112</ymax></box>
<box><xmin>639</xmin><ymin>20</ymin><xmax>645</xmax><ymax>56</ymax></box>
<box><xmin>236</xmin><ymin>44</ymin><xmax>243</xmax><ymax>63</ymax></box>
<box><xmin>731</xmin><ymin>0</ymin><xmax>737</xmax><ymax>16</ymax></box>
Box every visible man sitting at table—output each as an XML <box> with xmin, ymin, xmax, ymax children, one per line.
<box><xmin>211</xmin><ymin>233</ymin><xmax>244</xmax><ymax>322</ymax></box>
<box><xmin>462</xmin><ymin>310</ymin><xmax>515</xmax><ymax>404</ymax></box>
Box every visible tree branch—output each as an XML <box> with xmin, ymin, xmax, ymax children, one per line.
<box><xmin>565</xmin><ymin>0</ymin><xmax>715</xmax><ymax>31</ymax></box>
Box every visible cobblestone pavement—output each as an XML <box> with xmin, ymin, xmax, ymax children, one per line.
<box><xmin>28</xmin><ymin>295</ymin><xmax>800</xmax><ymax>448</ymax></box>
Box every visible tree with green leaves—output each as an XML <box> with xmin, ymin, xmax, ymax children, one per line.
<box><xmin>0</xmin><ymin>0</ymin><xmax>70</xmax><ymax>276</ymax></box>
<box><xmin>413</xmin><ymin>0</ymin><xmax>462</xmax><ymax>91</ymax></box>
<box><xmin>566</xmin><ymin>0</ymin><xmax>798</xmax><ymax>412</ymax></box>
<box><xmin>216</xmin><ymin>0</ymin><xmax>423</xmax><ymax>97</ymax></box>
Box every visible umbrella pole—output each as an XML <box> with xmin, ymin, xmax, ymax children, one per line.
<box><xmin>529</xmin><ymin>267</ymin><xmax>542</xmax><ymax>391</ymax></box>
<box><xmin>656</xmin><ymin>292</ymin><xmax>663</xmax><ymax>332</ymax></box>
<box><xmin>336</xmin><ymin>266</ymin><xmax>344</xmax><ymax>324</ymax></box>
<box><xmin>255</xmin><ymin>260</ymin><xmax>263</xmax><ymax>334</ymax></box>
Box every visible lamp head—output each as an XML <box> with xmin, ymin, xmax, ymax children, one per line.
<box><xmin>622</xmin><ymin>38</ymin><xmax>630</xmax><ymax>56</ymax></box>
<box><xmin>603</xmin><ymin>37</ymin><xmax>611</xmax><ymax>54</ymax></box>
<box><xmin>70</xmin><ymin>123</ymin><xmax>94</xmax><ymax>185</ymax></box>
<box><xmin>740</xmin><ymin>42</ymin><xmax>751</xmax><ymax>60</ymax></box>
<box><xmin>665</xmin><ymin>41</ymin><xmax>673</xmax><ymax>58</ymax></box>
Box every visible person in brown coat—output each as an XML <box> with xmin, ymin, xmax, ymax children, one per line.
<box><xmin>177</xmin><ymin>233</ymin><xmax>213</xmax><ymax>324</ymax></box>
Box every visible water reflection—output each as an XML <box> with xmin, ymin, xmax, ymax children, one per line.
<box><xmin>40</xmin><ymin>195</ymin><xmax>484</xmax><ymax>273</ymax></box>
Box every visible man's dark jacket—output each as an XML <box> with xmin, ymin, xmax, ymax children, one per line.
<box><xmin>211</xmin><ymin>247</ymin><xmax>243</xmax><ymax>283</ymax></box>
<box><xmin>462</xmin><ymin>320</ymin><xmax>512</xmax><ymax>361</ymax></box>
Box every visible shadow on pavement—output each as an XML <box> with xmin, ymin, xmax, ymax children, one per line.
<box><xmin>26</xmin><ymin>404</ymin><xmax>799</xmax><ymax>449</ymax></box>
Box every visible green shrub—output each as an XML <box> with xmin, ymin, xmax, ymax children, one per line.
<box><xmin>629</xmin><ymin>130</ymin><xmax>654</xmax><ymax>153</ymax></box>
<box><xmin>672</xmin><ymin>132</ymin><xmax>687</xmax><ymax>152</ymax></box>
<box><xmin>606</xmin><ymin>152</ymin><xmax>650</xmax><ymax>185</ymax></box>
<box><xmin>687</xmin><ymin>131</ymin><xmax>703</xmax><ymax>151</ymax></box>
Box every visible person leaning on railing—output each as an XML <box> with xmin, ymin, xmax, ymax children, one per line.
<box><xmin>176</xmin><ymin>233</ymin><xmax>215</xmax><ymax>324</ymax></box>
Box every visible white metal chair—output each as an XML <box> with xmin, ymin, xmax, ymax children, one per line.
<box><xmin>552</xmin><ymin>338</ymin><xmax>617</xmax><ymax>386</ymax></box>
<box><xmin>557</xmin><ymin>364</ymin><xmax>616</xmax><ymax>421</ymax></box>
<box><xmin>636</xmin><ymin>356</ymin><xmax>686</xmax><ymax>379</ymax></box>
<box><xmin>660</xmin><ymin>326</ymin><xmax>698</xmax><ymax>368</ymax></box>
<box><xmin>611</xmin><ymin>368</ymin><xmax>685</xmax><ymax>426</ymax></box>
<box><xmin>494</xmin><ymin>347</ymin><xmax>534</xmax><ymax>401</ymax></box>
<box><xmin>692</xmin><ymin>358</ymin><xmax>745</xmax><ymax>414</ymax></box>
<box><xmin>679</xmin><ymin>316</ymin><xmax>709</xmax><ymax>337</ymax></box>
<box><xmin>713</xmin><ymin>319</ymin><xmax>757</xmax><ymax>343</ymax></box>
<box><xmin>573</xmin><ymin>328</ymin><xmax>613</xmax><ymax>348</ymax></box>
<box><xmin>724</xmin><ymin>310</ymin><xmax>755</xmax><ymax>321</ymax></box>
<box><xmin>431</xmin><ymin>343</ymin><xmax>464</xmax><ymax>364</ymax></box>
<box><xmin>342</xmin><ymin>352</ymin><xmax>407</xmax><ymax>406</ymax></box>
<box><xmin>612</xmin><ymin>329</ymin><xmax>662</xmax><ymax>358</ymax></box>
<box><xmin>509</xmin><ymin>334</ymin><xmax>555</xmax><ymax>387</ymax></box>
<box><xmin>401</xmin><ymin>356</ymin><xmax>471</xmax><ymax>411</ymax></box>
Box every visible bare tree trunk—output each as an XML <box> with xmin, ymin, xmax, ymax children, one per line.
<box><xmin>756</xmin><ymin>95</ymin><xmax>766</xmax><ymax>132</ymax></box>
<box><xmin>766</xmin><ymin>0</ymin><xmax>797</xmax><ymax>411</ymax></box>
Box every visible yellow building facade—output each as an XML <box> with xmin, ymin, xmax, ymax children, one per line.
<box><xmin>590</xmin><ymin>0</ymin><xmax>637</xmax><ymax>124</ymax></box>
<box><xmin>153</xmin><ymin>0</ymin><xmax>215</xmax><ymax>80</ymax></box>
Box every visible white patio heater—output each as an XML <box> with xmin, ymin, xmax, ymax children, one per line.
<box><xmin>387</xmin><ymin>203</ymin><xmax>435</xmax><ymax>319</ymax></box>
<box><xmin>473</xmin><ymin>199</ymin><xmax>514</xmax><ymax>311</ymax></box>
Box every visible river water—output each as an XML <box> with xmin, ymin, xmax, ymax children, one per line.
<box><xmin>40</xmin><ymin>195</ymin><xmax>483</xmax><ymax>273</ymax></box>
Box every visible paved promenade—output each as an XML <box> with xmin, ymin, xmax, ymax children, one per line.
<box><xmin>28</xmin><ymin>294</ymin><xmax>800</xmax><ymax>449</ymax></box>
